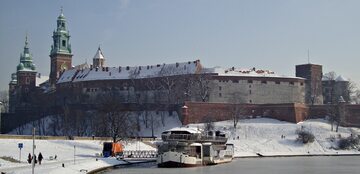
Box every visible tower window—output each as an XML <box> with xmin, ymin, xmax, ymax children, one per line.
<box><xmin>62</xmin><ymin>23</ymin><xmax>65</xmax><ymax>28</ymax></box>
<box><xmin>26</xmin><ymin>77</ymin><xmax>30</xmax><ymax>84</ymax></box>
<box><xmin>62</xmin><ymin>40</ymin><xmax>66</xmax><ymax>47</ymax></box>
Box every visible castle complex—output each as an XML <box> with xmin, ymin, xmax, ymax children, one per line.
<box><xmin>2</xmin><ymin>10</ymin><xmax>358</xmax><ymax>133</ymax></box>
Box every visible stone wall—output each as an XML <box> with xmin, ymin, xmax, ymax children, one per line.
<box><xmin>182</xmin><ymin>102</ymin><xmax>309</xmax><ymax>125</ymax></box>
<box><xmin>182</xmin><ymin>102</ymin><xmax>360</xmax><ymax>127</ymax></box>
<box><xmin>209</xmin><ymin>76</ymin><xmax>305</xmax><ymax>104</ymax></box>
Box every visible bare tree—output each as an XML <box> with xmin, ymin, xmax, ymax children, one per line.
<box><xmin>96</xmin><ymin>91</ymin><xmax>137</xmax><ymax>142</ymax></box>
<box><xmin>323</xmin><ymin>71</ymin><xmax>337</xmax><ymax>104</ymax></box>
<box><xmin>326</xmin><ymin>103</ymin><xmax>338</xmax><ymax>131</ymax></box>
<box><xmin>352</xmin><ymin>89</ymin><xmax>360</xmax><ymax>104</ymax></box>
<box><xmin>193</xmin><ymin>73</ymin><xmax>213</xmax><ymax>102</ymax></box>
<box><xmin>229</xmin><ymin>92</ymin><xmax>247</xmax><ymax>129</ymax></box>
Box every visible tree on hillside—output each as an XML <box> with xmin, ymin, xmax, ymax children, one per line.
<box><xmin>229</xmin><ymin>92</ymin><xmax>247</xmax><ymax>129</ymax></box>
<box><xmin>193</xmin><ymin>73</ymin><xmax>213</xmax><ymax>102</ymax></box>
<box><xmin>96</xmin><ymin>90</ymin><xmax>137</xmax><ymax>142</ymax></box>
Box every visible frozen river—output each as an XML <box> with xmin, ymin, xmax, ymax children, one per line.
<box><xmin>102</xmin><ymin>156</ymin><xmax>360</xmax><ymax>174</ymax></box>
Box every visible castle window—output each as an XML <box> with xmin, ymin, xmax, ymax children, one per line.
<box><xmin>261</xmin><ymin>81</ymin><xmax>267</xmax><ymax>84</ymax></box>
<box><xmin>25</xmin><ymin>77</ymin><xmax>30</xmax><ymax>84</ymax></box>
<box><xmin>62</xmin><ymin>40</ymin><xmax>66</xmax><ymax>47</ymax></box>
<box><xmin>249</xmin><ymin>85</ymin><xmax>252</xmax><ymax>88</ymax></box>
<box><xmin>248</xmin><ymin>80</ymin><xmax>253</xmax><ymax>83</ymax></box>
<box><xmin>219</xmin><ymin>86</ymin><xmax>222</xmax><ymax>91</ymax></box>
<box><xmin>249</xmin><ymin>100</ymin><xmax>252</xmax><ymax>103</ymax></box>
<box><xmin>300</xmin><ymin>82</ymin><xmax>304</xmax><ymax>86</ymax></box>
<box><xmin>249</xmin><ymin>90</ymin><xmax>252</xmax><ymax>94</ymax></box>
<box><xmin>289</xmin><ymin>82</ymin><xmax>294</xmax><ymax>85</ymax></box>
<box><xmin>233</xmin><ymin>80</ymin><xmax>239</xmax><ymax>83</ymax></box>
<box><xmin>62</xmin><ymin>23</ymin><xmax>65</xmax><ymax>28</ymax></box>
<box><xmin>219</xmin><ymin>93</ymin><xmax>222</xmax><ymax>97</ymax></box>
<box><xmin>275</xmin><ymin>81</ymin><xmax>280</xmax><ymax>84</ymax></box>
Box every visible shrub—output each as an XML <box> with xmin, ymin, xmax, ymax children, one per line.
<box><xmin>338</xmin><ymin>135</ymin><xmax>360</xmax><ymax>150</ymax></box>
<box><xmin>296</xmin><ymin>129</ymin><xmax>315</xmax><ymax>144</ymax></box>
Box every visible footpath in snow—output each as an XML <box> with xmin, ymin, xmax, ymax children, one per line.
<box><xmin>0</xmin><ymin>140</ymin><xmax>156</xmax><ymax>174</ymax></box>
<box><xmin>1</xmin><ymin>118</ymin><xmax>360</xmax><ymax>174</ymax></box>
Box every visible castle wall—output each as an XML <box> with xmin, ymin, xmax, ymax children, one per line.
<box><xmin>182</xmin><ymin>102</ymin><xmax>308</xmax><ymax>125</ymax></box>
<box><xmin>181</xmin><ymin>102</ymin><xmax>360</xmax><ymax>127</ymax></box>
<box><xmin>209</xmin><ymin>76</ymin><xmax>305</xmax><ymax>104</ymax></box>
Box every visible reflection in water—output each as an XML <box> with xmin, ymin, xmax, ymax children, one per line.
<box><xmin>104</xmin><ymin>156</ymin><xmax>360</xmax><ymax>174</ymax></box>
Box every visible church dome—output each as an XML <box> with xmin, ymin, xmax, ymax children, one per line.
<box><xmin>31</xmin><ymin>63</ymin><xmax>36</xmax><ymax>70</ymax></box>
<box><xmin>17</xmin><ymin>63</ymin><xmax>24</xmax><ymax>71</ymax></box>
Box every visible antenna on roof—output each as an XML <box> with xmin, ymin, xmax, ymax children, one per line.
<box><xmin>307</xmin><ymin>49</ymin><xmax>310</xmax><ymax>64</ymax></box>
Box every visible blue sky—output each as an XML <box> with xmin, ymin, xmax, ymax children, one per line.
<box><xmin>1</xmin><ymin>0</ymin><xmax>360</xmax><ymax>91</ymax></box>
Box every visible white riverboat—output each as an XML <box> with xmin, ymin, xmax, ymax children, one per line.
<box><xmin>157</xmin><ymin>127</ymin><xmax>234</xmax><ymax>167</ymax></box>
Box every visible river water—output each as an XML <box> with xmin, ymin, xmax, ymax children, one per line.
<box><xmin>103</xmin><ymin>156</ymin><xmax>360</xmax><ymax>174</ymax></box>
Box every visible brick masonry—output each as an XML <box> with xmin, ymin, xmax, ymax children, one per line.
<box><xmin>182</xmin><ymin>102</ymin><xmax>360</xmax><ymax>127</ymax></box>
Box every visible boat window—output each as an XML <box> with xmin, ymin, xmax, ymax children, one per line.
<box><xmin>203</xmin><ymin>145</ymin><xmax>211</xmax><ymax>157</ymax></box>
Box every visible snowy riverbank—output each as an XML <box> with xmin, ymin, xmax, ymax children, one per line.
<box><xmin>1</xmin><ymin>118</ymin><xmax>359</xmax><ymax>173</ymax></box>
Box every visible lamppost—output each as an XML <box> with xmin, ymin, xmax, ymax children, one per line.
<box><xmin>0</xmin><ymin>101</ymin><xmax>3</xmax><ymax>113</ymax></box>
<box><xmin>0</xmin><ymin>102</ymin><xmax>3</xmax><ymax>133</ymax></box>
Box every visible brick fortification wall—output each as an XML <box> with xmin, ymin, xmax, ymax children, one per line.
<box><xmin>182</xmin><ymin>102</ymin><xmax>360</xmax><ymax>127</ymax></box>
<box><xmin>182</xmin><ymin>102</ymin><xmax>308</xmax><ymax>125</ymax></box>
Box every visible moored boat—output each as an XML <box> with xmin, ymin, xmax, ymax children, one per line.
<box><xmin>157</xmin><ymin>127</ymin><xmax>234</xmax><ymax>167</ymax></box>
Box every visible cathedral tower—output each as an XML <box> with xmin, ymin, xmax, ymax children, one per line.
<box><xmin>49</xmin><ymin>8</ymin><xmax>73</xmax><ymax>86</ymax></box>
<box><xmin>14</xmin><ymin>35</ymin><xmax>37</xmax><ymax>105</ymax></box>
<box><xmin>92</xmin><ymin>46</ymin><xmax>105</xmax><ymax>68</ymax></box>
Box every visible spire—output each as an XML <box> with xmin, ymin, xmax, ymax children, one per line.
<box><xmin>24</xmin><ymin>33</ymin><xmax>29</xmax><ymax>54</ymax></box>
<box><xmin>93</xmin><ymin>46</ymin><xmax>105</xmax><ymax>68</ymax></box>
<box><xmin>93</xmin><ymin>46</ymin><xmax>105</xmax><ymax>59</ymax></box>
<box><xmin>51</xmin><ymin>7</ymin><xmax>71</xmax><ymax>55</ymax></box>
<box><xmin>17</xmin><ymin>35</ymin><xmax>36</xmax><ymax>72</ymax></box>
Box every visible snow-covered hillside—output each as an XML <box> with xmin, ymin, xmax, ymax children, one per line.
<box><xmin>189</xmin><ymin>118</ymin><xmax>360</xmax><ymax>157</ymax></box>
<box><xmin>1</xmin><ymin>117</ymin><xmax>360</xmax><ymax>174</ymax></box>
<box><xmin>9</xmin><ymin>111</ymin><xmax>182</xmax><ymax>137</ymax></box>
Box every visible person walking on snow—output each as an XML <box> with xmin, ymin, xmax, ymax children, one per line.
<box><xmin>27</xmin><ymin>153</ymin><xmax>31</xmax><ymax>164</ymax></box>
<box><xmin>38</xmin><ymin>152</ymin><xmax>43</xmax><ymax>165</ymax></box>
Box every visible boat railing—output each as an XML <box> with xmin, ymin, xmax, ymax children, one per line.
<box><xmin>161</xmin><ymin>134</ymin><xmax>227</xmax><ymax>143</ymax></box>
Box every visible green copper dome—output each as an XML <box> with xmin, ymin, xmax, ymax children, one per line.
<box><xmin>16</xmin><ymin>35</ymin><xmax>36</xmax><ymax>72</ymax></box>
<box><xmin>17</xmin><ymin>63</ymin><xmax>24</xmax><ymax>71</ymax></box>
<box><xmin>51</xmin><ymin>8</ymin><xmax>72</xmax><ymax>55</ymax></box>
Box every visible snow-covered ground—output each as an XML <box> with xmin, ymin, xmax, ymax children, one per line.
<box><xmin>1</xmin><ymin>118</ymin><xmax>359</xmax><ymax>174</ymax></box>
<box><xmin>189</xmin><ymin>118</ymin><xmax>360</xmax><ymax>157</ymax></box>
<box><xmin>0</xmin><ymin>139</ymin><xmax>155</xmax><ymax>174</ymax></box>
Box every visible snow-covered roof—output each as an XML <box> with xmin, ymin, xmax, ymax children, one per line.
<box><xmin>36</xmin><ymin>74</ymin><xmax>49</xmax><ymax>86</ymax></box>
<box><xmin>93</xmin><ymin>47</ymin><xmax>105</xmax><ymax>59</ymax></box>
<box><xmin>165</xmin><ymin>127</ymin><xmax>202</xmax><ymax>134</ymax></box>
<box><xmin>336</xmin><ymin>75</ymin><xmax>348</xmax><ymax>82</ymax></box>
<box><xmin>207</xmin><ymin>67</ymin><xmax>303</xmax><ymax>79</ymax></box>
<box><xmin>57</xmin><ymin>60</ymin><xmax>201</xmax><ymax>84</ymax></box>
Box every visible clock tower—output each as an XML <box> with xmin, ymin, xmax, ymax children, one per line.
<box><xmin>49</xmin><ymin>8</ymin><xmax>73</xmax><ymax>86</ymax></box>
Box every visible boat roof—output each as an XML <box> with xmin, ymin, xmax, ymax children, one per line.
<box><xmin>164</xmin><ymin>127</ymin><xmax>202</xmax><ymax>134</ymax></box>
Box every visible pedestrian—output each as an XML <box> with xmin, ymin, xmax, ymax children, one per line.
<box><xmin>38</xmin><ymin>152</ymin><xmax>43</xmax><ymax>165</ymax></box>
<box><xmin>34</xmin><ymin>154</ymin><xmax>37</xmax><ymax>164</ymax></box>
<box><xmin>27</xmin><ymin>153</ymin><xmax>32</xmax><ymax>164</ymax></box>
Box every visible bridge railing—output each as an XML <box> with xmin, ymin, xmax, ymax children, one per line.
<box><xmin>123</xmin><ymin>150</ymin><xmax>158</xmax><ymax>158</ymax></box>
